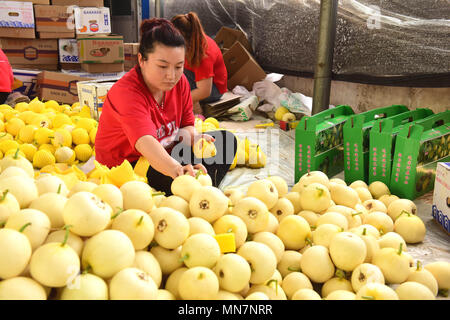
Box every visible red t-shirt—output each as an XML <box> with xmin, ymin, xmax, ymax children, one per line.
<box><xmin>184</xmin><ymin>35</ymin><xmax>228</xmax><ymax>94</ymax></box>
<box><xmin>0</xmin><ymin>49</ymin><xmax>13</xmax><ymax>93</ymax></box>
<box><xmin>95</xmin><ymin>65</ymin><xmax>195</xmax><ymax>168</ymax></box>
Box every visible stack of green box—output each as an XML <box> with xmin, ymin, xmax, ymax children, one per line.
<box><xmin>368</xmin><ymin>108</ymin><xmax>434</xmax><ymax>186</ymax></box>
<box><xmin>390</xmin><ymin>110</ymin><xmax>450</xmax><ymax>200</ymax></box>
<box><xmin>342</xmin><ymin>105</ymin><xmax>409</xmax><ymax>185</ymax></box>
<box><xmin>295</xmin><ymin>105</ymin><xmax>354</xmax><ymax>182</ymax></box>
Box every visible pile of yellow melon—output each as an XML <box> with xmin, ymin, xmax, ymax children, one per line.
<box><xmin>0</xmin><ymin>161</ymin><xmax>448</xmax><ymax>300</ymax></box>
<box><xmin>0</xmin><ymin>99</ymin><xmax>96</xmax><ymax>171</ymax></box>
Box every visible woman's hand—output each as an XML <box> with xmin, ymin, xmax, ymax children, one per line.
<box><xmin>194</xmin><ymin>133</ymin><xmax>215</xmax><ymax>144</ymax></box>
<box><xmin>175</xmin><ymin>163</ymin><xmax>208</xmax><ymax>177</ymax></box>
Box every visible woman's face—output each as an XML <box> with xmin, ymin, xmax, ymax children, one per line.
<box><xmin>138</xmin><ymin>43</ymin><xmax>185</xmax><ymax>93</ymax></box>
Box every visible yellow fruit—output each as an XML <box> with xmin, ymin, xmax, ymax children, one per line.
<box><xmin>14</xmin><ymin>102</ymin><xmax>30</xmax><ymax>112</ymax></box>
<box><xmin>63</xmin><ymin>106</ymin><xmax>72</xmax><ymax>115</ymax></box>
<box><xmin>72</xmin><ymin>127</ymin><xmax>90</xmax><ymax>145</ymax></box>
<box><xmin>71</xmin><ymin>102</ymin><xmax>80</xmax><ymax>109</ymax></box>
<box><xmin>0</xmin><ymin>104</ymin><xmax>13</xmax><ymax>112</ymax></box>
<box><xmin>34</xmin><ymin>127</ymin><xmax>54</xmax><ymax>146</ymax></box>
<box><xmin>3</xmin><ymin>109</ymin><xmax>20</xmax><ymax>122</ymax></box>
<box><xmin>193</xmin><ymin>138</ymin><xmax>217</xmax><ymax>159</ymax></box>
<box><xmin>0</xmin><ymin>150</ymin><xmax>3</xmax><ymax>159</ymax></box>
<box><xmin>19</xmin><ymin>143</ymin><xmax>37</xmax><ymax>162</ymax></box>
<box><xmin>203</xmin><ymin>117</ymin><xmax>220</xmax><ymax>129</ymax></box>
<box><xmin>5</xmin><ymin>118</ymin><xmax>25</xmax><ymax>137</ymax></box>
<box><xmin>89</xmin><ymin>127</ymin><xmax>97</xmax><ymax>144</ymax></box>
<box><xmin>201</xmin><ymin>123</ymin><xmax>217</xmax><ymax>132</ymax></box>
<box><xmin>52</xmin><ymin>114</ymin><xmax>72</xmax><ymax>129</ymax></box>
<box><xmin>229</xmin><ymin>154</ymin><xmax>237</xmax><ymax>171</ymax></box>
<box><xmin>33</xmin><ymin>149</ymin><xmax>56</xmax><ymax>169</ymax></box>
<box><xmin>51</xmin><ymin>128</ymin><xmax>72</xmax><ymax>148</ymax></box>
<box><xmin>78</xmin><ymin>105</ymin><xmax>92</xmax><ymax>118</ymax></box>
<box><xmin>30</xmin><ymin>114</ymin><xmax>51</xmax><ymax>129</ymax></box>
<box><xmin>275</xmin><ymin>106</ymin><xmax>290</xmax><ymax>121</ymax></box>
<box><xmin>18</xmin><ymin>125</ymin><xmax>38</xmax><ymax>143</ymax></box>
<box><xmin>4</xmin><ymin>148</ymin><xmax>26</xmax><ymax>158</ymax></box>
<box><xmin>76</xmin><ymin>118</ymin><xmax>96</xmax><ymax>132</ymax></box>
<box><xmin>0</xmin><ymin>132</ymin><xmax>13</xmax><ymax>142</ymax></box>
<box><xmin>39</xmin><ymin>144</ymin><xmax>56</xmax><ymax>155</ymax></box>
<box><xmin>18</xmin><ymin>111</ymin><xmax>36</xmax><ymax>124</ymax></box>
<box><xmin>74</xmin><ymin>144</ymin><xmax>93</xmax><ymax>162</ymax></box>
<box><xmin>55</xmin><ymin>146</ymin><xmax>76</xmax><ymax>164</ymax></box>
<box><xmin>0</xmin><ymin>119</ymin><xmax>4</xmax><ymax>132</ymax></box>
<box><xmin>44</xmin><ymin>100</ymin><xmax>59</xmax><ymax>110</ymax></box>
<box><xmin>0</xmin><ymin>140</ymin><xmax>20</xmax><ymax>154</ymax></box>
<box><xmin>29</xmin><ymin>99</ymin><xmax>45</xmax><ymax>113</ymax></box>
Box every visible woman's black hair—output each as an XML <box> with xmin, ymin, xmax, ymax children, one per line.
<box><xmin>139</xmin><ymin>18</ymin><xmax>185</xmax><ymax>60</ymax></box>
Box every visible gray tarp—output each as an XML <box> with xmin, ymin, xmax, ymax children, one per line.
<box><xmin>162</xmin><ymin>0</ymin><xmax>450</xmax><ymax>84</ymax></box>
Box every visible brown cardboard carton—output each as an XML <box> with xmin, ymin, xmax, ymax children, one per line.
<box><xmin>222</xmin><ymin>41</ymin><xmax>266</xmax><ymax>91</ymax></box>
<box><xmin>38</xmin><ymin>31</ymin><xmax>75</xmax><ymax>38</ymax></box>
<box><xmin>37</xmin><ymin>70</ymin><xmax>93</xmax><ymax>104</ymax></box>
<box><xmin>51</xmin><ymin>0</ymin><xmax>103</xmax><ymax>6</ymax></box>
<box><xmin>0</xmin><ymin>38</ymin><xmax>58</xmax><ymax>65</ymax></box>
<box><xmin>34</xmin><ymin>5</ymin><xmax>75</xmax><ymax>34</ymax></box>
<box><xmin>81</xmin><ymin>63</ymin><xmax>124</xmax><ymax>73</ymax></box>
<box><xmin>12</xmin><ymin>64</ymin><xmax>58</xmax><ymax>71</ymax></box>
<box><xmin>0</xmin><ymin>1</ymin><xmax>35</xmax><ymax>39</ymax></box>
<box><xmin>214</xmin><ymin>26</ymin><xmax>252</xmax><ymax>53</ymax></box>
<box><xmin>78</xmin><ymin>35</ymin><xmax>124</xmax><ymax>64</ymax></box>
<box><xmin>61</xmin><ymin>63</ymin><xmax>81</xmax><ymax>70</ymax></box>
<box><xmin>124</xmin><ymin>43</ymin><xmax>139</xmax><ymax>71</ymax></box>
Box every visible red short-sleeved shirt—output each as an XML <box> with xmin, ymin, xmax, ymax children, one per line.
<box><xmin>0</xmin><ymin>49</ymin><xmax>13</xmax><ymax>93</ymax></box>
<box><xmin>95</xmin><ymin>65</ymin><xmax>195</xmax><ymax>168</ymax></box>
<box><xmin>184</xmin><ymin>35</ymin><xmax>228</xmax><ymax>94</ymax></box>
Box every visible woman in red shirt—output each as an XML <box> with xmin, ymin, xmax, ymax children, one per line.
<box><xmin>95</xmin><ymin>18</ymin><xmax>237</xmax><ymax>195</ymax></box>
<box><xmin>0</xmin><ymin>48</ymin><xmax>14</xmax><ymax>104</ymax></box>
<box><xmin>171</xmin><ymin>12</ymin><xmax>228</xmax><ymax>115</ymax></box>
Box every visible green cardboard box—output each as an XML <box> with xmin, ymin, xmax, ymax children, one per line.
<box><xmin>342</xmin><ymin>105</ymin><xmax>409</xmax><ymax>184</ymax></box>
<box><xmin>390</xmin><ymin>110</ymin><xmax>450</xmax><ymax>200</ymax></box>
<box><xmin>368</xmin><ymin>108</ymin><xmax>434</xmax><ymax>186</ymax></box>
<box><xmin>295</xmin><ymin>105</ymin><xmax>355</xmax><ymax>182</ymax></box>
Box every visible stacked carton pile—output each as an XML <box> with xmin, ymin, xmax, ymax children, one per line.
<box><xmin>0</xmin><ymin>0</ymin><xmax>128</xmax><ymax>107</ymax></box>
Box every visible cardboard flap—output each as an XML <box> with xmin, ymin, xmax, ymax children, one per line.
<box><xmin>361</xmin><ymin>104</ymin><xmax>409</xmax><ymax>122</ymax></box>
<box><xmin>300</xmin><ymin>105</ymin><xmax>354</xmax><ymax>132</ymax></box>
<box><xmin>413</xmin><ymin>110</ymin><xmax>450</xmax><ymax>132</ymax></box>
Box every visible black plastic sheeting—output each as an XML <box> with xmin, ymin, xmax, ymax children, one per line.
<box><xmin>162</xmin><ymin>0</ymin><xmax>450</xmax><ymax>87</ymax></box>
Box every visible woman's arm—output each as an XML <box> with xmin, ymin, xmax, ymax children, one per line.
<box><xmin>135</xmin><ymin>134</ymin><xmax>209</xmax><ymax>178</ymax></box>
<box><xmin>135</xmin><ymin>135</ymin><xmax>183</xmax><ymax>179</ymax></box>
<box><xmin>190</xmin><ymin>77</ymin><xmax>213</xmax><ymax>103</ymax></box>
<box><xmin>178</xmin><ymin>125</ymin><xmax>215</xmax><ymax>146</ymax></box>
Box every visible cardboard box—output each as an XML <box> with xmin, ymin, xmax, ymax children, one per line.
<box><xmin>124</xmin><ymin>42</ymin><xmax>139</xmax><ymax>71</ymax></box>
<box><xmin>81</xmin><ymin>62</ymin><xmax>123</xmax><ymax>73</ymax></box>
<box><xmin>0</xmin><ymin>38</ymin><xmax>58</xmax><ymax>65</ymax></box>
<box><xmin>222</xmin><ymin>41</ymin><xmax>265</xmax><ymax>91</ymax></box>
<box><xmin>34</xmin><ymin>4</ymin><xmax>74</xmax><ymax>35</ymax></box>
<box><xmin>74</xmin><ymin>7</ymin><xmax>111</xmax><ymax>35</ymax></box>
<box><xmin>295</xmin><ymin>105</ymin><xmax>355</xmax><ymax>181</ymax></box>
<box><xmin>59</xmin><ymin>38</ymin><xmax>79</xmax><ymax>63</ymax></box>
<box><xmin>342</xmin><ymin>105</ymin><xmax>410</xmax><ymax>184</ymax></box>
<box><xmin>432</xmin><ymin>162</ymin><xmax>450</xmax><ymax>235</ymax></box>
<box><xmin>37</xmin><ymin>70</ymin><xmax>93</xmax><ymax>104</ymax></box>
<box><xmin>0</xmin><ymin>1</ymin><xmax>35</xmax><ymax>38</ymax></box>
<box><xmin>77</xmin><ymin>35</ymin><xmax>124</xmax><ymax>64</ymax></box>
<box><xmin>38</xmin><ymin>31</ymin><xmax>74</xmax><ymax>38</ymax></box>
<box><xmin>77</xmin><ymin>78</ymin><xmax>118</xmax><ymax>119</ymax></box>
<box><xmin>214</xmin><ymin>26</ymin><xmax>252</xmax><ymax>53</ymax></box>
<box><xmin>51</xmin><ymin>0</ymin><xmax>103</xmax><ymax>6</ymax></box>
<box><xmin>368</xmin><ymin>108</ymin><xmax>434</xmax><ymax>186</ymax></box>
<box><xmin>60</xmin><ymin>62</ymin><xmax>81</xmax><ymax>70</ymax></box>
<box><xmin>390</xmin><ymin>110</ymin><xmax>450</xmax><ymax>200</ymax></box>
<box><xmin>11</xmin><ymin>63</ymin><xmax>58</xmax><ymax>70</ymax></box>
<box><xmin>11</xmin><ymin>68</ymin><xmax>41</xmax><ymax>98</ymax></box>
<box><xmin>61</xmin><ymin>69</ymin><xmax>126</xmax><ymax>79</ymax></box>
